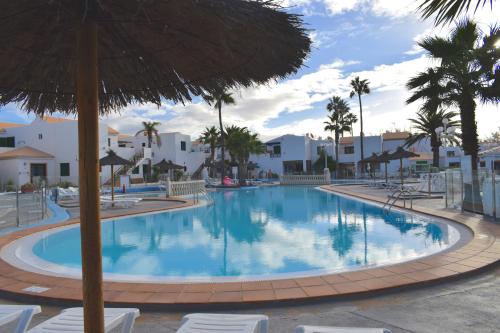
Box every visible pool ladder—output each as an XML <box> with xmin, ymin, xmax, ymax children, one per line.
<box><xmin>195</xmin><ymin>189</ymin><xmax>214</xmax><ymax>206</ymax></box>
<box><xmin>383</xmin><ymin>187</ymin><xmax>413</xmax><ymax>213</ymax></box>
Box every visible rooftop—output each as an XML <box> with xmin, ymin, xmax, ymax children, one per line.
<box><xmin>479</xmin><ymin>145</ymin><xmax>500</xmax><ymax>156</ymax></box>
<box><xmin>41</xmin><ymin>116</ymin><xmax>76</xmax><ymax>124</ymax></box>
<box><xmin>108</xmin><ymin>127</ymin><xmax>120</xmax><ymax>135</ymax></box>
<box><xmin>382</xmin><ymin>131</ymin><xmax>410</xmax><ymax>141</ymax></box>
<box><xmin>0</xmin><ymin>146</ymin><xmax>54</xmax><ymax>160</ymax></box>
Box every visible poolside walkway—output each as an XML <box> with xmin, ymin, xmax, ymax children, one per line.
<box><xmin>2</xmin><ymin>264</ymin><xmax>498</xmax><ymax>332</ymax></box>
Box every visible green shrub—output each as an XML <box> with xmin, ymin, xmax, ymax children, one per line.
<box><xmin>6</xmin><ymin>180</ymin><xmax>15</xmax><ymax>192</ymax></box>
<box><xmin>57</xmin><ymin>181</ymin><xmax>74</xmax><ymax>189</ymax></box>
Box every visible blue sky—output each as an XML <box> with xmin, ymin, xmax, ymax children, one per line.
<box><xmin>1</xmin><ymin>0</ymin><xmax>498</xmax><ymax>141</ymax></box>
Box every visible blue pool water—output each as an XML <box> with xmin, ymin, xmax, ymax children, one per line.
<box><xmin>33</xmin><ymin>186</ymin><xmax>459</xmax><ymax>279</ymax></box>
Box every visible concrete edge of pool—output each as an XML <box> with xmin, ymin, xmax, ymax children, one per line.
<box><xmin>0</xmin><ymin>187</ymin><xmax>498</xmax><ymax>307</ymax></box>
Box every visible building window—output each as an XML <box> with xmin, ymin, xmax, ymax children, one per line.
<box><xmin>132</xmin><ymin>166</ymin><xmax>140</xmax><ymax>175</ymax></box>
<box><xmin>38</xmin><ymin>133</ymin><xmax>43</xmax><ymax>140</ymax></box>
<box><xmin>344</xmin><ymin>146</ymin><xmax>354</xmax><ymax>154</ymax></box>
<box><xmin>108</xmin><ymin>138</ymin><xmax>111</xmax><ymax>147</ymax></box>
<box><xmin>272</xmin><ymin>145</ymin><xmax>281</xmax><ymax>156</ymax></box>
<box><xmin>181</xmin><ymin>141</ymin><xmax>186</xmax><ymax>151</ymax></box>
<box><xmin>60</xmin><ymin>163</ymin><xmax>70</xmax><ymax>177</ymax></box>
<box><xmin>479</xmin><ymin>161</ymin><xmax>486</xmax><ymax>168</ymax></box>
<box><xmin>449</xmin><ymin>162</ymin><xmax>461</xmax><ymax>168</ymax></box>
<box><xmin>317</xmin><ymin>146</ymin><xmax>323</xmax><ymax>154</ymax></box>
<box><xmin>446</xmin><ymin>151</ymin><xmax>455</xmax><ymax>157</ymax></box>
<box><xmin>142</xmin><ymin>142</ymin><xmax>146</xmax><ymax>147</ymax></box>
<box><xmin>0</xmin><ymin>136</ymin><xmax>15</xmax><ymax>148</ymax></box>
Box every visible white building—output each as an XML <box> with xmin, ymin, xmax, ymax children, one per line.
<box><xmin>0</xmin><ymin>117</ymin><xmax>207</xmax><ymax>187</ymax></box>
<box><xmin>479</xmin><ymin>146</ymin><xmax>500</xmax><ymax>173</ymax></box>
<box><xmin>129</xmin><ymin>132</ymin><xmax>207</xmax><ymax>177</ymax></box>
<box><xmin>250</xmin><ymin>134</ymin><xmax>333</xmax><ymax>176</ymax></box>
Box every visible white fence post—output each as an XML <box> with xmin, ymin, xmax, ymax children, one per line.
<box><xmin>166</xmin><ymin>179</ymin><xmax>172</xmax><ymax>197</ymax></box>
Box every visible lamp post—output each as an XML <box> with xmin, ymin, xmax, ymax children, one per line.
<box><xmin>435</xmin><ymin>118</ymin><xmax>457</xmax><ymax>168</ymax></box>
<box><xmin>435</xmin><ymin>118</ymin><xmax>456</xmax><ymax>149</ymax></box>
<box><xmin>322</xmin><ymin>144</ymin><xmax>330</xmax><ymax>183</ymax></box>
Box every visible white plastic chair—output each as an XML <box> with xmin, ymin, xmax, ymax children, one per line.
<box><xmin>27</xmin><ymin>307</ymin><xmax>139</xmax><ymax>333</ymax></box>
<box><xmin>295</xmin><ymin>326</ymin><xmax>392</xmax><ymax>333</ymax></box>
<box><xmin>0</xmin><ymin>305</ymin><xmax>41</xmax><ymax>333</ymax></box>
<box><xmin>177</xmin><ymin>313</ymin><xmax>269</xmax><ymax>333</ymax></box>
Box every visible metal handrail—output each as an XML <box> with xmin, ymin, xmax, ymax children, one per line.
<box><xmin>383</xmin><ymin>187</ymin><xmax>413</xmax><ymax>213</ymax></box>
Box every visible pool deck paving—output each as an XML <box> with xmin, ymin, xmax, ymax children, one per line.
<box><xmin>0</xmin><ymin>185</ymin><xmax>498</xmax><ymax>309</ymax></box>
<box><xmin>0</xmin><ymin>185</ymin><xmax>499</xmax><ymax>332</ymax></box>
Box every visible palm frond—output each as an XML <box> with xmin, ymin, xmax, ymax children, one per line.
<box><xmin>418</xmin><ymin>0</ymin><xmax>494</xmax><ymax>26</ymax></box>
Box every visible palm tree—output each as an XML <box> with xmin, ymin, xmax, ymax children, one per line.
<box><xmin>343</xmin><ymin>113</ymin><xmax>358</xmax><ymax>137</ymax></box>
<box><xmin>349</xmin><ymin>77</ymin><xmax>370</xmax><ymax>177</ymax></box>
<box><xmin>407</xmin><ymin>68</ymin><xmax>448</xmax><ymax>113</ymax></box>
<box><xmin>418</xmin><ymin>0</ymin><xmax>495</xmax><ymax>25</ymax></box>
<box><xmin>200</xmin><ymin>126</ymin><xmax>219</xmax><ymax>177</ymax></box>
<box><xmin>204</xmin><ymin>90</ymin><xmax>236</xmax><ymax>184</ymax></box>
<box><xmin>324</xmin><ymin>96</ymin><xmax>356</xmax><ymax>179</ymax></box>
<box><xmin>135</xmin><ymin>121</ymin><xmax>161</xmax><ymax>181</ymax></box>
<box><xmin>405</xmin><ymin>109</ymin><xmax>461</xmax><ymax>167</ymax></box>
<box><xmin>417</xmin><ymin>20</ymin><xmax>499</xmax><ymax>170</ymax></box>
<box><xmin>225</xmin><ymin>126</ymin><xmax>265</xmax><ymax>183</ymax></box>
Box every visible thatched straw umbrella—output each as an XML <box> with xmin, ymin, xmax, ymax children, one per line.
<box><xmin>388</xmin><ymin>147</ymin><xmax>419</xmax><ymax>186</ymax></box>
<box><xmin>99</xmin><ymin>150</ymin><xmax>133</xmax><ymax>203</ymax></box>
<box><xmin>377</xmin><ymin>151</ymin><xmax>392</xmax><ymax>184</ymax></box>
<box><xmin>360</xmin><ymin>153</ymin><xmax>380</xmax><ymax>182</ymax></box>
<box><xmin>154</xmin><ymin>159</ymin><xmax>184</xmax><ymax>180</ymax></box>
<box><xmin>0</xmin><ymin>2</ymin><xmax>310</xmax><ymax>331</ymax></box>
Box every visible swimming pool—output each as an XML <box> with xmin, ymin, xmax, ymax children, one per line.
<box><xmin>6</xmin><ymin>186</ymin><xmax>462</xmax><ymax>282</ymax></box>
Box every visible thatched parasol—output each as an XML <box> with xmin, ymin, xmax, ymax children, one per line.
<box><xmin>154</xmin><ymin>159</ymin><xmax>184</xmax><ymax>172</ymax></box>
<box><xmin>1</xmin><ymin>2</ymin><xmax>311</xmax><ymax>331</ymax></box>
<box><xmin>377</xmin><ymin>151</ymin><xmax>392</xmax><ymax>184</ymax></box>
<box><xmin>360</xmin><ymin>153</ymin><xmax>379</xmax><ymax>164</ymax></box>
<box><xmin>100</xmin><ymin>150</ymin><xmax>133</xmax><ymax>203</ymax></box>
<box><xmin>388</xmin><ymin>147</ymin><xmax>419</xmax><ymax>185</ymax></box>
<box><xmin>360</xmin><ymin>153</ymin><xmax>380</xmax><ymax>181</ymax></box>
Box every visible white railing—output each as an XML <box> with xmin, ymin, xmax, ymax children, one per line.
<box><xmin>165</xmin><ymin>179</ymin><xmax>206</xmax><ymax>197</ymax></box>
<box><xmin>280</xmin><ymin>174</ymin><xmax>330</xmax><ymax>185</ymax></box>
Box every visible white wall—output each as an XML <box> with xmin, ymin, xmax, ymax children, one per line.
<box><xmin>0</xmin><ymin>158</ymin><xmax>56</xmax><ymax>186</ymax></box>
<box><xmin>0</xmin><ymin>118</ymin><xmax>115</xmax><ymax>185</ymax></box>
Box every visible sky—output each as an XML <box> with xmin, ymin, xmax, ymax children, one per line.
<box><xmin>0</xmin><ymin>0</ymin><xmax>498</xmax><ymax>142</ymax></box>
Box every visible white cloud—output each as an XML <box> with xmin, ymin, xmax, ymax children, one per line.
<box><xmin>283</xmin><ymin>0</ymin><xmax>418</xmax><ymax>18</ymax></box>
<box><xmin>100</xmin><ymin>52</ymin><xmax>499</xmax><ymax>142</ymax></box>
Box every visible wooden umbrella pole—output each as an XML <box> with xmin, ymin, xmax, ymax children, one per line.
<box><xmin>76</xmin><ymin>21</ymin><xmax>105</xmax><ymax>333</ymax></box>
<box><xmin>385</xmin><ymin>162</ymin><xmax>388</xmax><ymax>184</ymax></box>
<box><xmin>400</xmin><ymin>158</ymin><xmax>403</xmax><ymax>186</ymax></box>
<box><xmin>111</xmin><ymin>164</ymin><xmax>115</xmax><ymax>204</ymax></box>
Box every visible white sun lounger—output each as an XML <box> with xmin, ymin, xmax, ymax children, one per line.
<box><xmin>27</xmin><ymin>307</ymin><xmax>139</xmax><ymax>333</ymax></box>
<box><xmin>57</xmin><ymin>188</ymin><xmax>79</xmax><ymax>201</ymax></box>
<box><xmin>177</xmin><ymin>313</ymin><xmax>269</xmax><ymax>333</ymax></box>
<box><xmin>100</xmin><ymin>197</ymin><xmax>142</xmax><ymax>209</ymax></box>
<box><xmin>295</xmin><ymin>325</ymin><xmax>392</xmax><ymax>333</ymax></box>
<box><xmin>0</xmin><ymin>305</ymin><xmax>41</xmax><ymax>333</ymax></box>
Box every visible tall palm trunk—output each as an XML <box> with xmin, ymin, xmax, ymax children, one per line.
<box><xmin>358</xmin><ymin>94</ymin><xmax>365</xmax><ymax>178</ymax></box>
<box><xmin>238</xmin><ymin>158</ymin><xmax>248</xmax><ymax>184</ymax></box>
<box><xmin>430</xmin><ymin>134</ymin><xmax>440</xmax><ymax>168</ymax></box>
<box><xmin>459</xmin><ymin>95</ymin><xmax>482</xmax><ymax>212</ymax></box>
<box><xmin>147</xmin><ymin>136</ymin><xmax>152</xmax><ymax>182</ymax></box>
<box><xmin>218</xmin><ymin>102</ymin><xmax>225</xmax><ymax>184</ymax></box>
<box><xmin>459</xmin><ymin>98</ymin><xmax>479</xmax><ymax>170</ymax></box>
<box><xmin>335</xmin><ymin>131</ymin><xmax>340</xmax><ymax>179</ymax></box>
<box><xmin>210</xmin><ymin>143</ymin><xmax>216</xmax><ymax>178</ymax></box>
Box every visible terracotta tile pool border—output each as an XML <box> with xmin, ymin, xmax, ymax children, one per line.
<box><xmin>0</xmin><ymin>187</ymin><xmax>498</xmax><ymax>307</ymax></box>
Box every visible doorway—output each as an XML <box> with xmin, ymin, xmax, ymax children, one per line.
<box><xmin>30</xmin><ymin>163</ymin><xmax>47</xmax><ymax>183</ymax></box>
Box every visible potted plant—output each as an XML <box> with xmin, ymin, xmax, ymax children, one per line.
<box><xmin>20</xmin><ymin>183</ymin><xmax>34</xmax><ymax>193</ymax></box>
